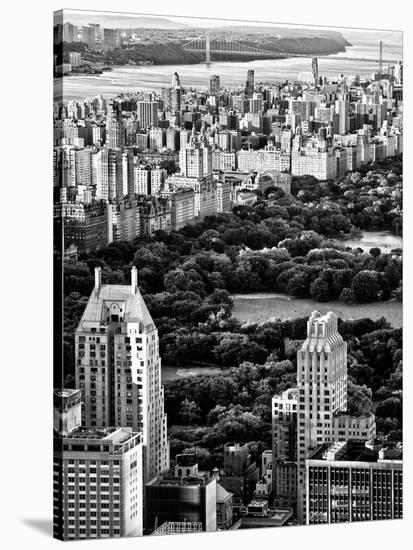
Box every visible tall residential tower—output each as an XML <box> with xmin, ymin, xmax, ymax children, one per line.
<box><xmin>75</xmin><ymin>267</ymin><xmax>169</xmax><ymax>483</ymax></box>
<box><xmin>296</xmin><ymin>312</ymin><xmax>347</xmax><ymax>522</ymax></box>
<box><xmin>296</xmin><ymin>311</ymin><xmax>375</xmax><ymax>523</ymax></box>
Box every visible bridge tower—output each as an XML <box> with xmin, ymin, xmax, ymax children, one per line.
<box><xmin>205</xmin><ymin>32</ymin><xmax>211</xmax><ymax>65</ymax></box>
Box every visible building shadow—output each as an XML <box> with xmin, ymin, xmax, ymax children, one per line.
<box><xmin>21</xmin><ymin>519</ymin><xmax>53</xmax><ymax>537</ymax></box>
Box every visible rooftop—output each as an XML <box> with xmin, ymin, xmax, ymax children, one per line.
<box><xmin>233</xmin><ymin>508</ymin><xmax>293</xmax><ymax>529</ymax></box>
<box><xmin>147</xmin><ymin>472</ymin><xmax>213</xmax><ymax>488</ymax></box>
<box><xmin>64</xmin><ymin>426</ymin><xmax>138</xmax><ymax>445</ymax></box>
<box><xmin>301</xmin><ymin>310</ymin><xmax>344</xmax><ymax>352</ymax></box>
<box><xmin>308</xmin><ymin>440</ymin><xmax>402</xmax><ymax>463</ymax></box>
<box><xmin>77</xmin><ymin>267</ymin><xmax>154</xmax><ymax>330</ymax></box>
<box><xmin>216</xmin><ymin>483</ymin><xmax>232</xmax><ymax>503</ymax></box>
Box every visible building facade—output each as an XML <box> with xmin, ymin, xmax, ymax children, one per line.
<box><xmin>75</xmin><ymin>267</ymin><xmax>169</xmax><ymax>484</ymax></box>
<box><xmin>170</xmin><ymin>188</ymin><xmax>195</xmax><ymax>230</ymax></box>
<box><xmin>145</xmin><ymin>472</ymin><xmax>217</xmax><ymax>533</ymax></box>
<box><xmin>53</xmin><ymin>390</ymin><xmax>143</xmax><ymax>541</ymax></box>
<box><xmin>54</xmin><ymin>200</ymin><xmax>110</xmax><ymax>253</ymax></box>
<box><xmin>296</xmin><ymin>311</ymin><xmax>376</xmax><ymax>523</ymax></box>
<box><xmin>306</xmin><ymin>440</ymin><xmax>403</xmax><ymax>524</ymax></box>
<box><xmin>272</xmin><ymin>388</ymin><xmax>298</xmax><ymax>509</ymax></box>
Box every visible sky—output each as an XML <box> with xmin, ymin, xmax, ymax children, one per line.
<box><xmin>62</xmin><ymin>9</ymin><xmax>403</xmax><ymax>42</ymax></box>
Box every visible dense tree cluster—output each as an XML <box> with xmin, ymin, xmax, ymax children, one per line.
<box><xmin>60</xmin><ymin>157</ymin><xmax>402</xmax><ymax>463</ymax></box>
<box><xmin>291</xmin><ymin>156</ymin><xmax>402</xmax><ymax>234</ymax></box>
<box><xmin>62</xmin><ymin>160</ymin><xmax>402</xmax><ymax>380</ymax></box>
<box><xmin>163</xmin><ymin>316</ymin><xmax>402</xmax><ymax>466</ymax></box>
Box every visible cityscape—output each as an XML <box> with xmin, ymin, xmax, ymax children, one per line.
<box><xmin>53</xmin><ymin>11</ymin><xmax>403</xmax><ymax>541</ymax></box>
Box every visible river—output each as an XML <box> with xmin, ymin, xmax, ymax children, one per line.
<box><xmin>55</xmin><ymin>29</ymin><xmax>402</xmax><ymax>101</ymax></box>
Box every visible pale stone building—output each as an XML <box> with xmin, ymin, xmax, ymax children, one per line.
<box><xmin>75</xmin><ymin>267</ymin><xmax>169</xmax><ymax>484</ymax></box>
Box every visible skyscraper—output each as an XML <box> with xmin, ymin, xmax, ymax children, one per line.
<box><xmin>138</xmin><ymin>101</ymin><xmax>159</xmax><ymax>129</ymax></box>
<box><xmin>335</xmin><ymin>98</ymin><xmax>350</xmax><ymax>135</ymax></box>
<box><xmin>210</xmin><ymin>74</ymin><xmax>221</xmax><ymax>98</ymax></box>
<box><xmin>53</xmin><ymin>389</ymin><xmax>144</xmax><ymax>540</ymax></box>
<box><xmin>296</xmin><ymin>311</ymin><xmax>376</xmax><ymax>523</ymax></box>
<box><xmin>297</xmin><ymin>312</ymin><xmax>347</xmax><ymax>523</ymax></box>
<box><xmin>54</xmin><ymin>426</ymin><xmax>143</xmax><ymax>540</ymax></box>
<box><xmin>306</xmin><ymin>440</ymin><xmax>403</xmax><ymax>524</ymax></box>
<box><xmin>108</xmin><ymin>149</ymin><xmax>124</xmax><ymax>202</ymax></box>
<box><xmin>179</xmin><ymin>128</ymin><xmax>212</xmax><ymax>178</ymax></box>
<box><xmin>245</xmin><ymin>69</ymin><xmax>255</xmax><ymax>98</ymax></box>
<box><xmin>103</xmin><ymin>28</ymin><xmax>120</xmax><ymax>50</ymax></box>
<box><xmin>75</xmin><ymin>267</ymin><xmax>169</xmax><ymax>483</ymax></box>
<box><xmin>312</xmin><ymin>57</ymin><xmax>319</xmax><ymax>86</ymax></box>
<box><xmin>272</xmin><ymin>388</ymin><xmax>298</xmax><ymax>508</ymax></box>
<box><xmin>106</xmin><ymin>117</ymin><xmax>125</xmax><ymax>148</ymax></box>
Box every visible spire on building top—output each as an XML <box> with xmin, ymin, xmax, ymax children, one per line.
<box><xmin>131</xmin><ymin>266</ymin><xmax>138</xmax><ymax>295</ymax></box>
<box><xmin>94</xmin><ymin>267</ymin><xmax>101</xmax><ymax>293</ymax></box>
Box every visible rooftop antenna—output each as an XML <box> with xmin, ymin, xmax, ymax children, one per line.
<box><xmin>379</xmin><ymin>40</ymin><xmax>383</xmax><ymax>79</ymax></box>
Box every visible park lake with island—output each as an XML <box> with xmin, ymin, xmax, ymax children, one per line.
<box><xmin>162</xmin><ymin>229</ymin><xmax>402</xmax><ymax>381</ymax></box>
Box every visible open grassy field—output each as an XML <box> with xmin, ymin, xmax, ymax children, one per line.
<box><xmin>231</xmin><ymin>293</ymin><xmax>402</xmax><ymax>328</ymax></box>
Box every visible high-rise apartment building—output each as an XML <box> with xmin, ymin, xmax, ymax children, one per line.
<box><xmin>297</xmin><ymin>311</ymin><xmax>348</xmax><ymax>523</ymax></box>
<box><xmin>108</xmin><ymin>149</ymin><xmax>124</xmax><ymax>202</ymax></box>
<box><xmin>237</xmin><ymin>146</ymin><xmax>291</xmax><ymax>173</ymax></box>
<box><xmin>335</xmin><ymin>99</ymin><xmax>350</xmax><ymax>135</ymax></box>
<box><xmin>62</xmin><ymin>22</ymin><xmax>78</xmax><ymax>42</ymax></box>
<box><xmin>69</xmin><ymin>147</ymin><xmax>92</xmax><ymax>188</ymax></box>
<box><xmin>53</xmin><ymin>389</ymin><xmax>143</xmax><ymax>540</ymax></box>
<box><xmin>272</xmin><ymin>388</ymin><xmax>298</xmax><ymax>508</ymax></box>
<box><xmin>245</xmin><ymin>69</ymin><xmax>255</xmax><ymax>98</ymax></box>
<box><xmin>138</xmin><ymin>102</ymin><xmax>158</xmax><ymax>129</ymax></box>
<box><xmin>69</xmin><ymin>52</ymin><xmax>82</xmax><ymax>68</ymax></box>
<box><xmin>219</xmin><ymin>442</ymin><xmax>260</xmax><ymax>505</ymax></box>
<box><xmin>92</xmin><ymin>148</ymin><xmax>109</xmax><ymax>200</ymax></box>
<box><xmin>291</xmin><ymin>141</ymin><xmax>337</xmax><ymax>180</ymax></box>
<box><xmin>148</xmin><ymin>128</ymin><xmax>165</xmax><ymax>151</ymax></box>
<box><xmin>179</xmin><ymin>130</ymin><xmax>212</xmax><ymax>178</ymax></box>
<box><xmin>166</xmin><ymin>128</ymin><xmax>179</xmax><ymax>151</ymax></box>
<box><xmin>210</xmin><ymin>74</ymin><xmax>221</xmax><ymax>98</ymax></box>
<box><xmin>306</xmin><ymin>440</ymin><xmax>402</xmax><ymax>524</ymax></box>
<box><xmin>110</xmin><ymin>198</ymin><xmax>140</xmax><ymax>242</ymax></box>
<box><xmin>162</xmin><ymin>73</ymin><xmax>182</xmax><ymax>113</ymax></box>
<box><xmin>75</xmin><ymin>267</ymin><xmax>169</xmax><ymax>483</ymax></box>
<box><xmin>54</xmin><ymin>426</ymin><xmax>143</xmax><ymax>540</ymax></box>
<box><xmin>54</xmin><ymin>200</ymin><xmax>110</xmax><ymax>253</ymax></box>
<box><xmin>103</xmin><ymin>28</ymin><xmax>120</xmax><ymax>50</ymax></box>
<box><xmin>272</xmin><ymin>389</ymin><xmax>298</xmax><ymax>462</ymax></box>
<box><xmin>106</xmin><ymin>118</ymin><xmax>125</xmax><ymax>148</ymax></box>
<box><xmin>212</xmin><ymin>151</ymin><xmax>236</xmax><ymax>171</ymax></box>
<box><xmin>170</xmin><ymin>188</ymin><xmax>195</xmax><ymax>230</ymax></box>
<box><xmin>296</xmin><ymin>311</ymin><xmax>376</xmax><ymax>523</ymax></box>
<box><xmin>216</xmin><ymin>179</ymin><xmax>231</xmax><ymax>213</ymax></box>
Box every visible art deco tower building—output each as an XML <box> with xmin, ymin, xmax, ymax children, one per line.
<box><xmin>296</xmin><ymin>311</ymin><xmax>347</xmax><ymax>523</ymax></box>
<box><xmin>75</xmin><ymin>267</ymin><xmax>169</xmax><ymax>483</ymax></box>
<box><xmin>179</xmin><ymin>127</ymin><xmax>213</xmax><ymax>178</ymax></box>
